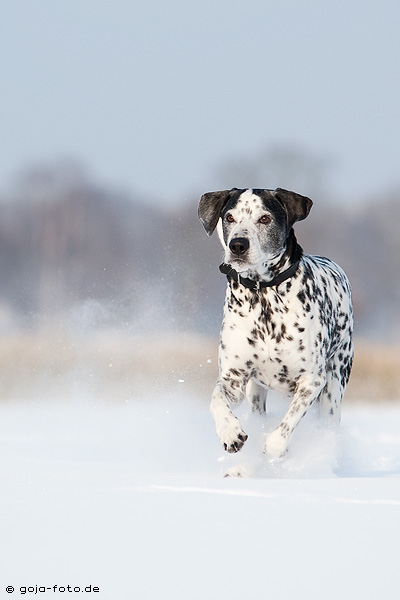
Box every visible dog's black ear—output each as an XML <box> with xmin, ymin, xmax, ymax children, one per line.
<box><xmin>198</xmin><ymin>189</ymin><xmax>233</xmax><ymax>236</ymax></box>
<box><xmin>274</xmin><ymin>188</ymin><xmax>313</xmax><ymax>230</ymax></box>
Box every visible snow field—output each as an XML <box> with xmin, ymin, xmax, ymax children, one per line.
<box><xmin>0</xmin><ymin>392</ymin><xmax>399</xmax><ymax>599</ymax></box>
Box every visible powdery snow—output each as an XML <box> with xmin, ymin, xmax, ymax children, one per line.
<box><xmin>0</xmin><ymin>393</ymin><xmax>399</xmax><ymax>599</ymax></box>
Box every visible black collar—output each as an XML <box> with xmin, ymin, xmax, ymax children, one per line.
<box><xmin>219</xmin><ymin>260</ymin><xmax>301</xmax><ymax>291</ymax></box>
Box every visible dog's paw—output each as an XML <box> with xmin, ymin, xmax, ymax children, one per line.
<box><xmin>223</xmin><ymin>465</ymin><xmax>250</xmax><ymax>478</ymax></box>
<box><xmin>223</xmin><ymin>430</ymin><xmax>248</xmax><ymax>453</ymax></box>
<box><xmin>217</xmin><ymin>417</ymin><xmax>248</xmax><ymax>453</ymax></box>
<box><xmin>263</xmin><ymin>430</ymin><xmax>289</xmax><ymax>461</ymax></box>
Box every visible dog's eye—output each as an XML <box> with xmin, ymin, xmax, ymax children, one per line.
<box><xmin>226</xmin><ymin>214</ymin><xmax>235</xmax><ymax>223</ymax></box>
<box><xmin>259</xmin><ymin>215</ymin><xmax>271</xmax><ymax>224</ymax></box>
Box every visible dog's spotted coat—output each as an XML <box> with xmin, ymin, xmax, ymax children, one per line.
<box><xmin>198</xmin><ymin>188</ymin><xmax>353</xmax><ymax>462</ymax></box>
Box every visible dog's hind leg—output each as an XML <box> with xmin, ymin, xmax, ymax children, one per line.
<box><xmin>318</xmin><ymin>340</ymin><xmax>353</xmax><ymax>423</ymax></box>
<box><xmin>318</xmin><ymin>364</ymin><xmax>343</xmax><ymax>424</ymax></box>
<box><xmin>246</xmin><ymin>379</ymin><xmax>268</xmax><ymax>415</ymax></box>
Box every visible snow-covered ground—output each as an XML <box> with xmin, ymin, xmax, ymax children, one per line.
<box><xmin>0</xmin><ymin>391</ymin><xmax>399</xmax><ymax>599</ymax></box>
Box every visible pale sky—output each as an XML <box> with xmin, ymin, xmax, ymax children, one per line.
<box><xmin>1</xmin><ymin>0</ymin><xmax>399</xmax><ymax>203</ymax></box>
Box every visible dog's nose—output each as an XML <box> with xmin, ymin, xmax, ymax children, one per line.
<box><xmin>229</xmin><ymin>237</ymin><xmax>250</xmax><ymax>256</ymax></box>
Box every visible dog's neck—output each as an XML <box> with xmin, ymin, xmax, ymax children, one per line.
<box><xmin>260</xmin><ymin>229</ymin><xmax>302</xmax><ymax>281</ymax></box>
<box><xmin>220</xmin><ymin>230</ymin><xmax>303</xmax><ymax>291</ymax></box>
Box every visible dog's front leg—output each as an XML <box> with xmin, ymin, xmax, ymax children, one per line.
<box><xmin>210</xmin><ymin>377</ymin><xmax>248</xmax><ymax>453</ymax></box>
<box><xmin>263</xmin><ymin>373</ymin><xmax>326</xmax><ymax>460</ymax></box>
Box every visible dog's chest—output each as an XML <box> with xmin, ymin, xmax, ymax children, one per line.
<box><xmin>220</xmin><ymin>279</ymin><xmax>318</xmax><ymax>390</ymax></box>
<box><xmin>223</xmin><ymin>281</ymin><xmax>301</xmax><ymax>341</ymax></box>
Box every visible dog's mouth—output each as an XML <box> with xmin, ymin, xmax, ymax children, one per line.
<box><xmin>226</xmin><ymin>256</ymin><xmax>253</xmax><ymax>273</ymax></box>
<box><xmin>227</xmin><ymin>247</ymin><xmax>285</xmax><ymax>273</ymax></box>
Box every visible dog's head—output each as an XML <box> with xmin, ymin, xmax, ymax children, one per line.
<box><xmin>198</xmin><ymin>188</ymin><xmax>312</xmax><ymax>273</ymax></box>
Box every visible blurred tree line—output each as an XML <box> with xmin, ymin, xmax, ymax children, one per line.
<box><xmin>0</xmin><ymin>154</ymin><xmax>398</xmax><ymax>341</ymax></box>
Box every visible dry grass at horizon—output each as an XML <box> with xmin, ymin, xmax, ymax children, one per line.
<box><xmin>0</xmin><ymin>331</ymin><xmax>398</xmax><ymax>404</ymax></box>
<box><xmin>347</xmin><ymin>342</ymin><xmax>400</xmax><ymax>403</ymax></box>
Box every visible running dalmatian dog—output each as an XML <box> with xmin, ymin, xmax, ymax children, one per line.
<box><xmin>198</xmin><ymin>188</ymin><xmax>353</xmax><ymax>463</ymax></box>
